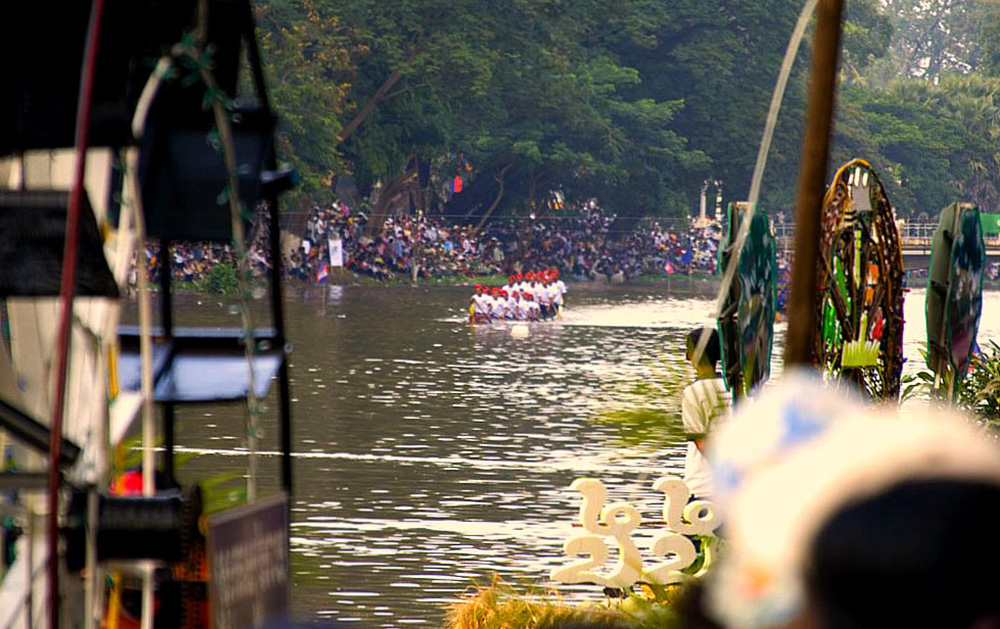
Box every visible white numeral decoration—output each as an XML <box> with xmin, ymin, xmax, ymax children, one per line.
<box><xmin>550</xmin><ymin>535</ymin><xmax>610</xmax><ymax>585</ymax></box>
<box><xmin>644</xmin><ymin>532</ymin><xmax>696</xmax><ymax>585</ymax></box>
<box><xmin>551</xmin><ymin>476</ymin><xmax>722</xmax><ymax>588</ymax></box>
<box><xmin>654</xmin><ymin>478</ymin><xmax>719</xmax><ymax>536</ymax></box>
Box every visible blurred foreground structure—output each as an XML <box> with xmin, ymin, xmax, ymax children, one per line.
<box><xmin>0</xmin><ymin>1</ymin><xmax>296</xmax><ymax>627</ymax></box>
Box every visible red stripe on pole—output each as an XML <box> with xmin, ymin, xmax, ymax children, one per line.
<box><xmin>48</xmin><ymin>0</ymin><xmax>107</xmax><ymax>626</ymax></box>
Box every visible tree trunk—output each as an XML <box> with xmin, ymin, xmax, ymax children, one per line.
<box><xmin>364</xmin><ymin>170</ymin><xmax>417</xmax><ymax>239</ymax></box>
<box><xmin>472</xmin><ymin>164</ymin><xmax>512</xmax><ymax>235</ymax></box>
<box><xmin>528</xmin><ymin>170</ymin><xmax>537</xmax><ymax>211</ymax></box>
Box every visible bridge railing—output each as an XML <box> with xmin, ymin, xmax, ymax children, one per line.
<box><xmin>772</xmin><ymin>221</ymin><xmax>1000</xmax><ymax>249</ymax></box>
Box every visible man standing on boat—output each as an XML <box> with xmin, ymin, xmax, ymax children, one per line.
<box><xmin>681</xmin><ymin>327</ymin><xmax>731</xmax><ymax>500</ymax></box>
<box><xmin>551</xmin><ymin>269</ymin><xmax>567</xmax><ymax>315</ymax></box>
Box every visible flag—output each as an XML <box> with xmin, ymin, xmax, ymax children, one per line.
<box><xmin>317</xmin><ymin>262</ymin><xmax>329</xmax><ymax>285</ymax></box>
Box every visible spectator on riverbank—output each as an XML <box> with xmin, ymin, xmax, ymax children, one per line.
<box><xmin>131</xmin><ymin>202</ymin><xmax>726</xmax><ymax>288</ymax></box>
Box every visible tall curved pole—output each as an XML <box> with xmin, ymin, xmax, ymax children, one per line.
<box><xmin>784</xmin><ymin>0</ymin><xmax>845</xmax><ymax>366</ymax></box>
<box><xmin>48</xmin><ymin>0</ymin><xmax>107</xmax><ymax>626</ymax></box>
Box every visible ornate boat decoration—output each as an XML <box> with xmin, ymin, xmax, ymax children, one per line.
<box><xmin>718</xmin><ymin>202</ymin><xmax>777</xmax><ymax>399</ymax></box>
<box><xmin>926</xmin><ymin>202</ymin><xmax>985</xmax><ymax>398</ymax></box>
<box><xmin>814</xmin><ymin>159</ymin><xmax>904</xmax><ymax>400</ymax></box>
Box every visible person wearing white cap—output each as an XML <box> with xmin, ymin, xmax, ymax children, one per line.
<box><xmin>704</xmin><ymin>371</ymin><xmax>1000</xmax><ymax>629</ymax></box>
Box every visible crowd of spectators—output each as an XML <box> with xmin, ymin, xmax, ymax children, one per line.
<box><xmin>283</xmin><ymin>203</ymin><xmax>723</xmax><ymax>282</ymax></box>
<box><xmin>133</xmin><ymin>209</ymin><xmax>274</xmax><ymax>286</ymax></box>
<box><xmin>133</xmin><ymin>202</ymin><xmax>727</xmax><ymax>286</ymax></box>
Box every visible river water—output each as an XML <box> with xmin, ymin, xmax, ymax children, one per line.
<box><xmin>159</xmin><ymin>280</ymin><xmax>1000</xmax><ymax>626</ymax></box>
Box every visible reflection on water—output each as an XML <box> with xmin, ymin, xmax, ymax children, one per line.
<box><xmin>162</xmin><ymin>282</ymin><xmax>1000</xmax><ymax>626</ymax></box>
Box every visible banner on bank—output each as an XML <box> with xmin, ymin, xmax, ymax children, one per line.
<box><xmin>979</xmin><ymin>213</ymin><xmax>1000</xmax><ymax>235</ymax></box>
<box><xmin>329</xmin><ymin>237</ymin><xmax>344</xmax><ymax>267</ymax></box>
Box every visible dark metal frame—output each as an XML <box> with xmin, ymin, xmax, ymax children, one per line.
<box><xmin>151</xmin><ymin>0</ymin><xmax>294</xmax><ymax>495</ymax></box>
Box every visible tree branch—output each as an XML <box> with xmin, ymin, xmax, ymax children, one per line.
<box><xmin>338</xmin><ymin>46</ymin><xmax>422</xmax><ymax>145</ymax></box>
<box><xmin>383</xmin><ymin>82</ymin><xmax>431</xmax><ymax>101</ymax></box>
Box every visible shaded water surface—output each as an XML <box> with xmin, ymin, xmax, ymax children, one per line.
<box><xmin>162</xmin><ymin>283</ymin><xmax>1000</xmax><ymax>626</ymax></box>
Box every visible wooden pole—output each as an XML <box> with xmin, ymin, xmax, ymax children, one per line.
<box><xmin>784</xmin><ymin>0</ymin><xmax>845</xmax><ymax>366</ymax></box>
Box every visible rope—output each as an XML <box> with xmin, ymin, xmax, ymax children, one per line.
<box><xmin>176</xmin><ymin>0</ymin><xmax>262</xmax><ymax>502</ymax></box>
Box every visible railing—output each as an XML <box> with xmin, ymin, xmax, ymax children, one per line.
<box><xmin>773</xmin><ymin>221</ymin><xmax>1000</xmax><ymax>251</ymax></box>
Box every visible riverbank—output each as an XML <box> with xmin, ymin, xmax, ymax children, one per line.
<box><xmin>316</xmin><ymin>267</ymin><xmax>720</xmax><ymax>289</ymax></box>
<box><xmin>153</xmin><ymin>264</ymin><xmax>721</xmax><ymax>296</ymax></box>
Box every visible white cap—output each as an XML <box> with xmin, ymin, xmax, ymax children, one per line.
<box><xmin>706</xmin><ymin>372</ymin><xmax>1000</xmax><ymax>629</ymax></box>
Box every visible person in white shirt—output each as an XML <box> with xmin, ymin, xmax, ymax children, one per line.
<box><xmin>552</xmin><ymin>270</ymin><xmax>567</xmax><ymax>314</ymax></box>
<box><xmin>681</xmin><ymin>327</ymin><xmax>731</xmax><ymax>500</ymax></box>
<box><xmin>503</xmin><ymin>275</ymin><xmax>516</xmax><ymax>297</ymax></box>
<box><xmin>535</xmin><ymin>279</ymin><xmax>550</xmax><ymax>320</ymax></box>
<box><xmin>470</xmin><ymin>285</ymin><xmax>490</xmax><ymax>324</ymax></box>
<box><xmin>525</xmin><ymin>294</ymin><xmax>541</xmax><ymax>321</ymax></box>
<box><xmin>504</xmin><ymin>290</ymin><xmax>517</xmax><ymax>319</ymax></box>
<box><xmin>542</xmin><ymin>276</ymin><xmax>558</xmax><ymax>320</ymax></box>
<box><xmin>519</xmin><ymin>272</ymin><xmax>534</xmax><ymax>301</ymax></box>
<box><xmin>513</xmin><ymin>292</ymin><xmax>528</xmax><ymax>320</ymax></box>
<box><xmin>529</xmin><ymin>277</ymin><xmax>548</xmax><ymax>320</ymax></box>
<box><xmin>489</xmin><ymin>287</ymin><xmax>504</xmax><ymax>319</ymax></box>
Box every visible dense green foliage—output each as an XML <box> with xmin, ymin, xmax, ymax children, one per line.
<box><xmin>255</xmin><ymin>0</ymin><xmax>1000</xmax><ymax>221</ymax></box>
<box><xmin>957</xmin><ymin>341</ymin><xmax>1000</xmax><ymax>423</ymax></box>
<box><xmin>904</xmin><ymin>341</ymin><xmax>1000</xmax><ymax>426</ymax></box>
<box><xmin>836</xmin><ymin>74</ymin><xmax>1000</xmax><ymax>217</ymax></box>
<box><xmin>256</xmin><ymin>1</ymin><xmax>354</xmax><ymax>196</ymax></box>
<box><xmin>194</xmin><ymin>262</ymin><xmax>241</xmax><ymax>294</ymax></box>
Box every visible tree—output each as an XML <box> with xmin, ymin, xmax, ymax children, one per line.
<box><xmin>256</xmin><ymin>1</ymin><xmax>356</xmax><ymax>198</ymax></box>
<box><xmin>866</xmin><ymin>0</ymin><xmax>1000</xmax><ymax>82</ymax></box>
<box><xmin>307</xmin><ymin>0</ymin><xmax>710</xmax><ymax>219</ymax></box>
<box><xmin>841</xmin><ymin>0</ymin><xmax>894</xmax><ymax>86</ymax></box>
<box><xmin>836</xmin><ymin>75</ymin><xmax>1000</xmax><ymax>216</ymax></box>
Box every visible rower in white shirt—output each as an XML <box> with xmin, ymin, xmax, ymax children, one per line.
<box><xmin>517</xmin><ymin>273</ymin><xmax>527</xmax><ymax>297</ymax></box>
<box><xmin>471</xmin><ymin>285</ymin><xmax>490</xmax><ymax>324</ymax></box>
<box><xmin>504</xmin><ymin>290</ymin><xmax>517</xmax><ymax>319</ymax></box>
<box><xmin>528</xmin><ymin>277</ymin><xmax>545</xmax><ymax>319</ymax></box>
<box><xmin>525</xmin><ymin>294</ymin><xmax>541</xmax><ymax>321</ymax></box>
<box><xmin>503</xmin><ymin>275</ymin><xmax>516</xmax><ymax>296</ymax></box>
<box><xmin>520</xmin><ymin>272</ymin><xmax>535</xmax><ymax>301</ymax></box>
<box><xmin>537</xmin><ymin>275</ymin><xmax>556</xmax><ymax>319</ymax></box>
<box><xmin>514</xmin><ymin>292</ymin><xmax>529</xmax><ymax>321</ymax></box>
<box><xmin>489</xmin><ymin>287</ymin><xmax>504</xmax><ymax>319</ymax></box>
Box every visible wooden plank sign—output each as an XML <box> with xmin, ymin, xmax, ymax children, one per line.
<box><xmin>208</xmin><ymin>493</ymin><xmax>290</xmax><ymax>629</ymax></box>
